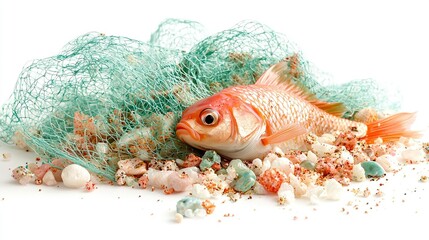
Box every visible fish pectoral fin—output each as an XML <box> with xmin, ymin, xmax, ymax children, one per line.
<box><xmin>261</xmin><ymin>124</ymin><xmax>307</xmax><ymax>146</ymax></box>
<box><xmin>309</xmin><ymin>101</ymin><xmax>346</xmax><ymax>117</ymax></box>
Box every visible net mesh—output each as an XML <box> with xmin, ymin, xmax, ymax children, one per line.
<box><xmin>0</xmin><ymin>19</ymin><xmax>400</xmax><ymax>181</ymax></box>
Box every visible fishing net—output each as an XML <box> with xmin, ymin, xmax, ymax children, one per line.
<box><xmin>0</xmin><ymin>19</ymin><xmax>400</xmax><ymax>181</ymax></box>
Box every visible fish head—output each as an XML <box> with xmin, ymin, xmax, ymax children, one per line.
<box><xmin>176</xmin><ymin>92</ymin><xmax>265</xmax><ymax>156</ymax></box>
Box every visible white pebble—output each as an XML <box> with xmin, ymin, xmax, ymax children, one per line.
<box><xmin>307</xmin><ymin>151</ymin><xmax>318</xmax><ymax>164</ymax></box>
<box><xmin>175</xmin><ymin>213</ymin><xmax>183</xmax><ymax>223</ymax></box>
<box><xmin>250</xmin><ymin>158</ymin><xmax>263</xmax><ymax>176</ymax></box>
<box><xmin>318</xmin><ymin>133</ymin><xmax>336</xmax><ymax>145</ymax></box>
<box><xmin>253</xmin><ymin>182</ymin><xmax>269</xmax><ymax>195</ymax></box>
<box><xmin>340</xmin><ymin>150</ymin><xmax>354</xmax><ymax>164</ymax></box>
<box><xmin>297</xmin><ymin>153</ymin><xmax>307</xmax><ymax>163</ymax></box>
<box><xmin>261</xmin><ymin>158</ymin><xmax>271</xmax><ymax>173</ymax></box>
<box><xmin>271</xmin><ymin>157</ymin><xmax>294</xmax><ymax>175</ymax></box>
<box><xmin>61</xmin><ymin>164</ymin><xmax>91</xmax><ymax>188</ymax></box>
<box><xmin>289</xmin><ymin>174</ymin><xmax>307</xmax><ymax>197</ymax></box>
<box><xmin>401</xmin><ymin>149</ymin><xmax>425</xmax><ymax>162</ymax></box>
<box><xmin>184</xmin><ymin>209</ymin><xmax>194</xmax><ymax>218</ymax></box>
<box><xmin>376</xmin><ymin>154</ymin><xmax>398</xmax><ymax>172</ymax></box>
<box><xmin>307</xmin><ymin>185</ymin><xmax>324</xmax><ymax>205</ymax></box>
<box><xmin>2</xmin><ymin>152</ymin><xmax>11</xmax><ymax>160</ymax></box>
<box><xmin>42</xmin><ymin>170</ymin><xmax>58</xmax><ymax>186</ymax></box>
<box><xmin>272</xmin><ymin>147</ymin><xmax>285</xmax><ymax>157</ymax></box>
<box><xmin>178</xmin><ymin>167</ymin><xmax>200</xmax><ymax>182</ymax></box>
<box><xmin>352</xmin><ymin>164</ymin><xmax>366</xmax><ymax>182</ymax></box>
<box><xmin>263</xmin><ymin>153</ymin><xmax>278</xmax><ymax>163</ymax></box>
<box><xmin>277</xmin><ymin>183</ymin><xmax>295</xmax><ymax>204</ymax></box>
<box><xmin>194</xmin><ymin>208</ymin><xmax>207</xmax><ymax>217</ymax></box>
<box><xmin>191</xmin><ymin>184</ymin><xmax>211</xmax><ymax>199</ymax></box>
<box><xmin>311</xmin><ymin>143</ymin><xmax>337</xmax><ymax>156</ymax></box>
<box><xmin>323</xmin><ymin>179</ymin><xmax>343</xmax><ymax>200</ymax></box>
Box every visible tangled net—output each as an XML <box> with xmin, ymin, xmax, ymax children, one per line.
<box><xmin>0</xmin><ymin>19</ymin><xmax>400</xmax><ymax>181</ymax></box>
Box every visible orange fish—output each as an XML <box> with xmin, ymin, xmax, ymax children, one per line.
<box><xmin>176</xmin><ymin>61</ymin><xmax>420</xmax><ymax>160</ymax></box>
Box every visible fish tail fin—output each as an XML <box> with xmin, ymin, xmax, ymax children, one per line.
<box><xmin>365</xmin><ymin>112</ymin><xmax>421</xmax><ymax>143</ymax></box>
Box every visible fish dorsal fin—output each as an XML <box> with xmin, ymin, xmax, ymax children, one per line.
<box><xmin>255</xmin><ymin>57</ymin><xmax>347</xmax><ymax>117</ymax></box>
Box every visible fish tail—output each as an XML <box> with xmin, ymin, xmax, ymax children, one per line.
<box><xmin>365</xmin><ymin>112</ymin><xmax>421</xmax><ymax>143</ymax></box>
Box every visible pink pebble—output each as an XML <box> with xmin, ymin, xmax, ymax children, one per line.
<box><xmin>33</xmin><ymin>164</ymin><xmax>51</xmax><ymax>179</ymax></box>
<box><xmin>167</xmin><ymin>172</ymin><xmax>192</xmax><ymax>192</ymax></box>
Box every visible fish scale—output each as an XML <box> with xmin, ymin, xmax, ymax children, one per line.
<box><xmin>229</xmin><ymin>85</ymin><xmax>367</xmax><ymax>138</ymax></box>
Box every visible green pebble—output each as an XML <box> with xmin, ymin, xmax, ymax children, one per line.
<box><xmin>200</xmin><ymin>150</ymin><xmax>221</xmax><ymax>171</ymax></box>
<box><xmin>300</xmin><ymin>160</ymin><xmax>315</xmax><ymax>170</ymax></box>
<box><xmin>176</xmin><ymin>197</ymin><xmax>203</xmax><ymax>215</ymax></box>
<box><xmin>229</xmin><ymin>159</ymin><xmax>249</xmax><ymax>175</ymax></box>
<box><xmin>361</xmin><ymin>161</ymin><xmax>385</xmax><ymax>177</ymax></box>
<box><xmin>229</xmin><ymin>159</ymin><xmax>256</xmax><ymax>192</ymax></box>
<box><xmin>233</xmin><ymin>170</ymin><xmax>256</xmax><ymax>192</ymax></box>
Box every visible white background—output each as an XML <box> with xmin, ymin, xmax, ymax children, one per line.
<box><xmin>1</xmin><ymin>0</ymin><xmax>429</xmax><ymax>239</ymax></box>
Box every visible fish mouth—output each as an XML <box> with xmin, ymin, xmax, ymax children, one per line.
<box><xmin>176</xmin><ymin>122</ymin><xmax>201</xmax><ymax>141</ymax></box>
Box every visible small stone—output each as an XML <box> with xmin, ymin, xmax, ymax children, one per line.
<box><xmin>229</xmin><ymin>159</ymin><xmax>256</xmax><ymax>192</ymax></box>
<box><xmin>125</xmin><ymin>176</ymin><xmax>138</xmax><ymax>187</ymax></box>
<box><xmin>289</xmin><ymin>174</ymin><xmax>307</xmax><ymax>197</ymax></box>
<box><xmin>307</xmin><ymin>185</ymin><xmax>324</xmax><ymax>205</ymax></box>
<box><xmin>175</xmin><ymin>213</ymin><xmax>184</xmax><ymax>223</ymax></box>
<box><xmin>85</xmin><ymin>181</ymin><xmax>96</xmax><ymax>191</ymax></box>
<box><xmin>307</xmin><ymin>151</ymin><xmax>318</xmax><ymax>164</ymax></box>
<box><xmin>258</xmin><ymin>168</ymin><xmax>288</xmax><ymax>193</ymax></box>
<box><xmin>191</xmin><ymin>184</ymin><xmax>211</xmax><ymax>199</ymax></box>
<box><xmin>340</xmin><ymin>150</ymin><xmax>354</xmax><ymax>164</ymax></box>
<box><xmin>277</xmin><ymin>182</ymin><xmax>295</xmax><ymax>205</ymax></box>
<box><xmin>176</xmin><ymin>196</ymin><xmax>204</xmax><ymax>218</ymax></box>
<box><xmin>261</xmin><ymin>158</ymin><xmax>271</xmax><ymax>173</ymax></box>
<box><xmin>401</xmin><ymin>149</ymin><xmax>425</xmax><ymax>163</ymax></box>
<box><xmin>2</xmin><ymin>152</ymin><xmax>11</xmax><ymax>160</ymax></box>
<box><xmin>318</xmin><ymin>133</ymin><xmax>336</xmax><ymax>145</ymax></box>
<box><xmin>324</xmin><ymin>179</ymin><xmax>343</xmax><ymax>200</ymax></box>
<box><xmin>376</xmin><ymin>154</ymin><xmax>398</xmax><ymax>172</ymax></box>
<box><xmin>194</xmin><ymin>208</ymin><xmax>207</xmax><ymax>217</ymax></box>
<box><xmin>42</xmin><ymin>170</ymin><xmax>58</xmax><ymax>186</ymax></box>
<box><xmin>32</xmin><ymin>164</ymin><xmax>51</xmax><ymax>180</ymax></box>
<box><xmin>271</xmin><ymin>157</ymin><xmax>294</xmax><ymax>175</ymax></box>
<box><xmin>361</xmin><ymin>161</ymin><xmax>385</xmax><ymax>177</ymax></box>
<box><xmin>115</xmin><ymin>169</ymin><xmax>127</xmax><ymax>185</ymax></box>
<box><xmin>167</xmin><ymin>172</ymin><xmax>192</xmax><ymax>192</ymax></box>
<box><xmin>233</xmin><ymin>171</ymin><xmax>256</xmax><ymax>192</ymax></box>
<box><xmin>300</xmin><ymin>160</ymin><xmax>315</xmax><ymax>170</ymax></box>
<box><xmin>311</xmin><ymin>143</ymin><xmax>337</xmax><ymax>156</ymax></box>
<box><xmin>200</xmin><ymin>150</ymin><xmax>221</xmax><ymax>171</ymax></box>
<box><xmin>352</xmin><ymin>164</ymin><xmax>366</xmax><ymax>182</ymax></box>
<box><xmin>61</xmin><ymin>164</ymin><xmax>91</xmax><ymax>188</ymax></box>
<box><xmin>12</xmin><ymin>166</ymin><xmax>35</xmax><ymax>185</ymax></box>
<box><xmin>250</xmin><ymin>158</ymin><xmax>263</xmax><ymax>176</ymax></box>
<box><xmin>118</xmin><ymin>158</ymin><xmax>147</xmax><ymax>175</ymax></box>
<box><xmin>229</xmin><ymin>159</ymin><xmax>250</xmax><ymax>175</ymax></box>
<box><xmin>253</xmin><ymin>182</ymin><xmax>268</xmax><ymax>195</ymax></box>
<box><xmin>272</xmin><ymin>147</ymin><xmax>285</xmax><ymax>157</ymax></box>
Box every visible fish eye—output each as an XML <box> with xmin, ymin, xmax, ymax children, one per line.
<box><xmin>200</xmin><ymin>109</ymin><xmax>219</xmax><ymax>126</ymax></box>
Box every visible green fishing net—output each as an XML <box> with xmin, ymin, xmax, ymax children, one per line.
<box><xmin>0</xmin><ymin>19</ymin><xmax>400</xmax><ymax>181</ymax></box>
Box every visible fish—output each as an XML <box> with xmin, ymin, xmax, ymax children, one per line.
<box><xmin>176</xmin><ymin>60</ymin><xmax>420</xmax><ymax>160</ymax></box>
